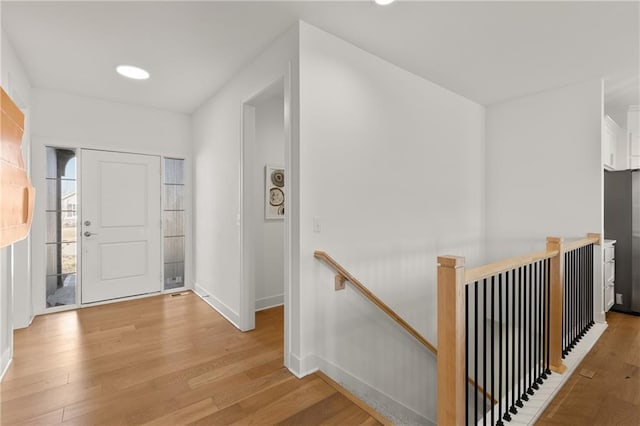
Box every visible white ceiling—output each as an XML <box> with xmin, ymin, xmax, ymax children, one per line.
<box><xmin>2</xmin><ymin>1</ymin><xmax>638</xmax><ymax>114</ymax></box>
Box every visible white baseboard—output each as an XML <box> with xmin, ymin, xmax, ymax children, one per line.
<box><xmin>288</xmin><ymin>353</ymin><xmax>319</xmax><ymax>378</ymax></box>
<box><xmin>0</xmin><ymin>348</ymin><xmax>12</xmax><ymax>382</ymax></box>
<box><xmin>255</xmin><ymin>294</ymin><xmax>284</xmax><ymax>311</ymax></box>
<box><xmin>14</xmin><ymin>314</ymin><xmax>34</xmax><ymax>330</ymax></box>
<box><xmin>194</xmin><ymin>283</ymin><xmax>241</xmax><ymax>330</ymax></box>
<box><xmin>315</xmin><ymin>356</ymin><xmax>434</xmax><ymax>426</ymax></box>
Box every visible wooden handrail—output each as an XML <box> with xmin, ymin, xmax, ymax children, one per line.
<box><xmin>314</xmin><ymin>250</ymin><xmax>497</xmax><ymax>405</ymax></box>
<box><xmin>562</xmin><ymin>234</ymin><xmax>600</xmax><ymax>253</ymax></box>
<box><xmin>464</xmin><ymin>249</ymin><xmax>559</xmax><ymax>284</ymax></box>
<box><xmin>314</xmin><ymin>250</ymin><xmax>437</xmax><ymax>355</ymax></box>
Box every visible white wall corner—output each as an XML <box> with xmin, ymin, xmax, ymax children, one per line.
<box><xmin>287</xmin><ymin>352</ymin><xmax>318</xmax><ymax>379</ymax></box>
<box><xmin>194</xmin><ymin>283</ymin><xmax>241</xmax><ymax>330</ymax></box>
<box><xmin>315</xmin><ymin>356</ymin><xmax>435</xmax><ymax>426</ymax></box>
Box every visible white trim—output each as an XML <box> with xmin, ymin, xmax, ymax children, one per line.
<box><xmin>194</xmin><ymin>283</ymin><xmax>241</xmax><ymax>329</ymax></box>
<box><xmin>288</xmin><ymin>353</ymin><xmax>318</xmax><ymax>379</ymax></box>
<box><xmin>13</xmin><ymin>313</ymin><xmax>34</xmax><ymax>330</ymax></box>
<box><xmin>0</xmin><ymin>349</ymin><xmax>12</xmax><ymax>382</ymax></box>
<box><xmin>315</xmin><ymin>356</ymin><xmax>434</xmax><ymax>426</ymax></box>
<box><xmin>255</xmin><ymin>294</ymin><xmax>284</xmax><ymax>311</ymax></box>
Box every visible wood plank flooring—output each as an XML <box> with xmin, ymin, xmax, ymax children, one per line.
<box><xmin>536</xmin><ymin>311</ymin><xmax>640</xmax><ymax>425</ymax></box>
<box><xmin>0</xmin><ymin>292</ymin><xmax>382</xmax><ymax>425</ymax></box>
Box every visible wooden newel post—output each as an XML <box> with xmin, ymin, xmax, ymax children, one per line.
<box><xmin>437</xmin><ymin>255</ymin><xmax>466</xmax><ymax>426</ymax></box>
<box><xmin>546</xmin><ymin>237</ymin><xmax>567</xmax><ymax>374</ymax></box>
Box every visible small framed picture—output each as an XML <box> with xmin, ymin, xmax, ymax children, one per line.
<box><xmin>265</xmin><ymin>165</ymin><xmax>285</xmax><ymax>220</ymax></box>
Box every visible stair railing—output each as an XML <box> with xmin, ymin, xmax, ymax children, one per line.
<box><xmin>438</xmin><ymin>233</ymin><xmax>600</xmax><ymax>425</ymax></box>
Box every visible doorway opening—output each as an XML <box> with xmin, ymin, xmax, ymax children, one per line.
<box><xmin>241</xmin><ymin>79</ymin><xmax>286</xmax><ymax>331</ymax></box>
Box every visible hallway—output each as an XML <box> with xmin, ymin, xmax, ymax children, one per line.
<box><xmin>537</xmin><ymin>312</ymin><xmax>640</xmax><ymax>425</ymax></box>
<box><xmin>0</xmin><ymin>293</ymin><xmax>382</xmax><ymax>425</ymax></box>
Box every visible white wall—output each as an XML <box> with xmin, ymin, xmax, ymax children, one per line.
<box><xmin>191</xmin><ymin>25</ymin><xmax>298</xmax><ymax>336</ymax></box>
<box><xmin>297</xmin><ymin>22</ymin><xmax>486</xmax><ymax>424</ymax></box>
<box><xmin>1</xmin><ymin>29</ymin><xmax>33</xmax><ymax>379</ymax></box>
<box><xmin>485</xmin><ymin>80</ymin><xmax>605</xmax><ymax>325</ymax></box>
<box><xmin>30</xmin><ymin>88</ymin><xmax>191</xmax><ymax>315</ymax></box>
<box><xmin>252</xmin><ymin>96</ymin><xmax>285</xmax><ymax>310</ymax></box>
<box><xmin>485</xmin><ymin>80</ymin><xmax>603</xmax><ymax>261</ymax></box>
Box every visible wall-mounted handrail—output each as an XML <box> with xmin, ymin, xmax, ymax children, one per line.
<box><xmin>314</xmin><ymin>250</ymin><xmax>497</xmax><ymax>407</ymax></box>
<box><xmin>314</xmin><ymin>250</ymin><xmax>437</xmax><ymax>355</ymax></box>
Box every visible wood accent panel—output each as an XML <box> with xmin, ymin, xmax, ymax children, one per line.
<box><xmin>465</xmin><ymin>249</ymin><xmax>558</xmax><ymax>284</ymax></box>
<box><xmin>537</xmin><ymin>312</ymin><xmax>640</xmax><ymax>425</ymax></box>
<box><xmin>314</xmin><ymin>250</ymin><xmax>437</xmax><ymax>355</ymax></box>
<box><xmin>547</xmin><ymin>237</ymin><xmax>567</xmax><ymax>374</ymax></box>
<box><xmin>0</xmin><ymin>86</ymin><xmax>35</xmax><ymax>248</ymax></box>
<box><xmin>0</xmin><ymin>292</ymin><xmax>382</xmax><ymax>425</ymax></box>
<box><xmin>437</xmin><ymin>255</ymin><xmax>466</xmax><ymax>426</ymax></box>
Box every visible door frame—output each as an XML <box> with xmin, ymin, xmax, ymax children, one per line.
<box><xmin>34</xmin><ymin>145</ymin><xmax>191</xmax><ymax>315</ymax></box>
<box><xmin>239</xmin><ymin>68</ymin><xmax>294</xmax><ymax>372</ymax></box>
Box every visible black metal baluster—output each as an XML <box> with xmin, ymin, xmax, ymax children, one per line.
<box><xmin>537</xmin><ymin>260</ymin><xmax>544</xmax><ymax>385</ymax></box>
<box><xmin>528</xmin><ymin>262</ymin><xmax>534</xmax><ymax>396</ymax></box>
<box><xmin>581</xmin><ymin>246</ymin><xmax>585</xmax><ymax>338</ymax></box>
<box><xmin>517</xmin><ymin>266</ymin><xmax>524</xmax><ymax>408</ymax></box>
<box><xmin>483</xmin><ymin>278</ymin><xmax>487</xmax><ymax>426</ymax></box>
<box><xmin>510</xmin><ymin>268</ymin><xmax>517</xmax><ymax>415</ymax></box>
<box><xmin>498</xmin><ymin>274</ymin><xmax>504</xmax><ymax>426</ymax></box>
<box><xmin>522</xmin><ymin>264</ymin><xmax>529</xmax><ymax>402</ymax></box>
<box><xmin>562</xmin><ymin>252</ymin><xmax>567</xmax><ymax>357</ymax></box>
<box><xmin>503</xmin><ymin>272</ymin><xmax>511</xmax><ymax>422</ymax></box>
<box><xmin>466</xmin><ymin>285</ymin><xmax>469</xmax><ymax>426</ymax></box>
<box><xmin>532</xmin><ymin>261</ymin><xmax>540</xmax><ymax>391</ymax></box>
<box><xmin>491</xmin><ymin>276</ymin><xmax>495</xmax><ymax>426</ymax></box>
<box><xmin>545</xmin><ymin>259</ymin><xmax>551</xmax><ymax>376</ymax></box>
<box><xmin>589</xmin><ymin>244</ymin><xmax>594</xmax><ymax>327</ymax></box>
<box><xmin>571</xmin><ymin>250</ymin><xmax>580</xmax><ymax>350</ymax></box>
<box><xmin>475</xmin><ymin>282</ymin><xmax>479</xmax><ymax>425</ymax></box>
<box><xmin>541</xmin><ymin>259</ymin><xmax>549</xmax><ymax>380</ymax></box>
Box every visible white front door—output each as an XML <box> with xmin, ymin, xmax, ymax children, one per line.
<box><xmin>81</xmin><ymin>149</ymin><xmax>161</xmax><ymax>304</ymax></box>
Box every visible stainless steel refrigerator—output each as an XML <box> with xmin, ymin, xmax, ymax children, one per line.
<box><xmin>604</xmin><ymin>170</ymin><xmax>640</xmax><ymax>314</ymax></box>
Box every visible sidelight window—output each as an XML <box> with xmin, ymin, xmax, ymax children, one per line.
<box><xmin>163</xmin><ymin>158</ymin><xmax>185</xmax><ymax>290</ymax></box>
<box><xmin>45</xmin><ymin>147</ymin><xmax>77</xmax><ymax>307</ymax></box>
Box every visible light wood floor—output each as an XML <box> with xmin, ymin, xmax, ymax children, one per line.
<box><xmin>536</xmin><ymin>311</ymin><xmax>640</xmax><ymax>425</ymax></box>
<box><xmin>0</xmin><ymin>292</ymin><xmax>382</xmax><ymax>425</ymax></box>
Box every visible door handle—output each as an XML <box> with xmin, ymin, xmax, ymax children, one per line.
<box><xmin>84</xmin><ymin>231</ymin><xmax>98</xmax><ymax>237</ymax></box>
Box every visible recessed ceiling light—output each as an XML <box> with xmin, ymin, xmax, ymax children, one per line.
<box><xmin>374</xmin><ymin>0</ymin><xmax>395</xmax><ymax>5</ymax></box>
<box><xmin>116</xmin><ymin>65</ymin><xmax>150</xmax><ymax>80</ymax></box>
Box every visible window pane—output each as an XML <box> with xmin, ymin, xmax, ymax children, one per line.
<box><xmin>61</xmin><ymin>242</ymin><xmax>76</xmax><ymax>274</ymax></box>
<box><xmin>46</xmin><ymin>147</ymin><xmax>57</xmax><ymax>178</ymax></box>
<box><xmin>163</xmin><ymin>184</ymin><xmax>185</xmax><ymax>210</ymax></box>
<box><xmin>163</xmin><ymin>211</ymin><xmax>184</xmax><ymax>237</ymax></box>
<box><xmin>46</xmin><ymin>213</ymin><xmax>59</xmax><ymax>243</ymax></box>
<box><xmin>63</xmin><ymin>157</ymin><xmax>76</xmax><ymax>179</ymax></box>
<box><xmin>164</xmin><ymin>262</ymin><xmax>184</xmax><ymax>290</ymax></box>
<box><xmin>164</xmin><ymin>237</ymin><xmax>184</xmax><ymax>263</ymax></box>
<box><xmin>164</xmin><ymin>158</ymin><xmax>184</xmax><ymax>185</ymax></box>
<box><xmin>164</xmin><ymin>158</ymin><xmax>176</xmax><ymax>184</ymax></box>
<box><xmin>61</xmin><ymin>216</ymin><xmax>77</xmax><ymax>242</ymax></box>
<box><xmin>46</xmin><ymin>244</ymin><xmax>61</xmax><ymax>276</ymax></box>
<box><xmin>46</xmin><ymin>179</ymin><xmax>58</xmax><ymax>210</ymax></box>
<box><xmin>46</xmin><ymin>274</ymin><xmax>76</xmax><ymax>308</ymax></box>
